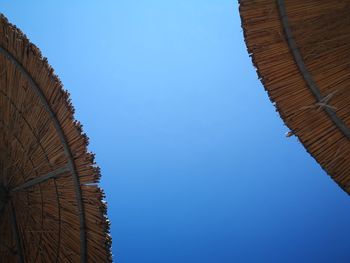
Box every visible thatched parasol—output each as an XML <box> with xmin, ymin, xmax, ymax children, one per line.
<box><xmin>0</xmin><ymin>14</ymin><xmax>111</xmax><ymax>262</ymax></box>
<box><xmin>239</xmin><ymin>1</ymin><xmax>350</xmax><ymax>193</ymax></box>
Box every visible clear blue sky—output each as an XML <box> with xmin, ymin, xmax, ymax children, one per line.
<box><xmin>3</xmin><ymin>1</ymin><xmax>350</xmax><ymax>262</ymax></box>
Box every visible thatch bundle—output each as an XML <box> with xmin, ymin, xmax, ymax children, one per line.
<box><xmin>0</xmin><ymin>14</ymin><xmax>111</xmax><ymax>262</ymax></box>
<box><xmin>239</xmin><ymin>0</ymin><xmax>350</xmax><ymax>193</ymax></box>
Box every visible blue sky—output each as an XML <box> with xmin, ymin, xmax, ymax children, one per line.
<box><xmin>3</xmin><ymin>1</ymin><xmax>350</xmax><ymax>262</ymax></box>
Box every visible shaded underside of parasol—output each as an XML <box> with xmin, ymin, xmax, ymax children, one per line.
<box><xmin>0</xmin><ymin>14</ymin><xmax>111</xmax><ymax>262</ymax></box>
<box><xmin>239</xmin><ymin>0</ymin><xmax>350</xmax><ymax>193</ymax></box>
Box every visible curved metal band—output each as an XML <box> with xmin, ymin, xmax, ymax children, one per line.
<box><xmin>277</xmin><ymin>0</ymin><xmax>350</xmax><ymax>139</ymax></box>
<box><xmin>0</xmin><ymin>46</ymin><xmax>87</xmax><ymax>262</ymax></box>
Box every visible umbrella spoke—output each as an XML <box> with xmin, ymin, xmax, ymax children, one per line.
<box><xmin>10</xmin><ymin>201</ymin><xmax>24</xmax><ymax>263</ymax></box>
<box><xmin>10</xmin><ymin>166</ymin><xmax>71</xmax><ymax>193</ymax></box>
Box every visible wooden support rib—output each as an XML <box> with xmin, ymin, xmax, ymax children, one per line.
<box><xmin>10</xmin><ymin>201</ymin><xmax>24</xmax><ymax>263</ymax></box>
<box><xmin>10</xmin><ymin>166</ymin><xmax>70</xmax><ymax>193</ymax></box>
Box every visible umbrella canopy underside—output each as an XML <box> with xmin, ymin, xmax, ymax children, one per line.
<box><xmin>0</xmin><ymin>15</ymin><xmax>111</xmax><ymax>262</ymax></box>
<box><xmin>240</xmin><ymin>0</ymin><xmax>350</xmax><ymax>193</ymax></box>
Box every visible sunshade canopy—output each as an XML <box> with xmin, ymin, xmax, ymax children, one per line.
<box><xmin>240</xmin><ymin>0</ymin><xmax>350</xmax><ymax>193</ymax></box>
<box><xmin>0</xmin><ymin>14</ymin><xmax>111</xmax><ymax>262</ymax></box>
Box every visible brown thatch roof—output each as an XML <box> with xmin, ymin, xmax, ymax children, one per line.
<box><xmin>0</xmin><ymin>14</ymin><xmax>112</xmax><ymax>262</ymax></box>
<box><xmin>239</xmin><ymin>0</ymin><xmax>350</xmax><ymax>193</ymax></box>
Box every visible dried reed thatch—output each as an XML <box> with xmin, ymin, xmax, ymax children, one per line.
<box><xmin>0</xmin><ymin>14</ymin><xmax>111</xmax><ymax>262</ymax></box>
<box><xmin>239</xmin><ymin>0</ymin><xmax>350</xmax><ymax>193</ymax></box>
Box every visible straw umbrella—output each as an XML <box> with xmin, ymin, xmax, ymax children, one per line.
<box><xmin>239</xmin><ymin>1</ymin><xmax>350</xmax><ymax>193</ymax></box>
<box><xmin>0</xmin><ymin>14</ymin><xmax>111</xmax><ymax>262</ymax></box>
